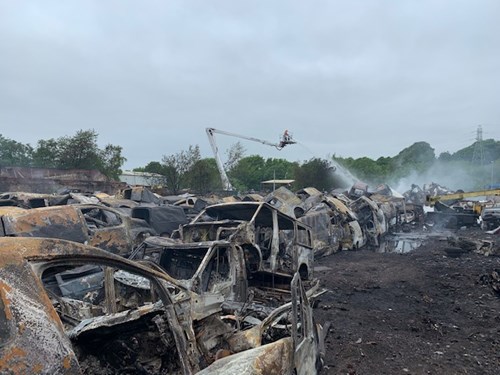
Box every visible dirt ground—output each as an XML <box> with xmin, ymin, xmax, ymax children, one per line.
<box><xmin>314</xmin><ymin>229</ymin><xmax>500</xmax><ymax>375</ymax></box>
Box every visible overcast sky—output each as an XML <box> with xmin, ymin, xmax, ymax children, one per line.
<box><xmin>1</xmin><ymin>0</ymin><xmax>499</xmax><ymax>170</ymax></box>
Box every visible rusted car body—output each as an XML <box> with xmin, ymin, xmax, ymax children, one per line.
<box><xmin>265</xmin><ymin>186</ymin><xmax>304</xmax><ymax>218</ymax></box>
<box><xmin>0</xmin><ymin>237</ymin><xmax>322</xmax><ymax>374</ymax></box>
<box><xmin>0</xmin><ymin>204</ymin><xmax>155</xmax><ymax>255</ymax></box>
<box><xmin>133</xmin><ymin>202</ymin><xmax>316</xmax><ymax>305</ymax></box>
<box><xmin>349</xmin><ymin>196</ymin><xmax>388</xmax><ymax>246</ymax></box>
<box><xmin>298</xmin><ymin>194</ymin><xmax>366</xmax><ymax>253</ymax></box>
<box><xmin>122</xmin><ymin>186</ymin><xmax>162</xmax><ymax>205</ymax></box>
<box><xmin>197</xmin><ymin>273</ymin><xmax>323</xmax><ymax>375</ymax></box>
<box><xmin>0</xmin><ymin>191</ymin><xmax>70</xmax><ymax>208</ymax></box>
<box><xmin>170</xmin><ymin>201</ymin><xmax>314</xmax><ymax>280</ymax></box>
<box><xmin>272</xmin><ymin>187</ymin><xmax>372</xmax><ymax>253</ymax></box>
<box><xmin>137</xmin><ymin>236</ymin><xmax>249</xmax><ymax>303</ymax></box>
<box><xmin>299</xmin><ymin>209</ymin><xmax>344</xmax><ymax>256</ymax></box>
<box><xmin>131</xmin><ymin>205</ymin><xmax>188</xmax><ymax>237</ymax></box>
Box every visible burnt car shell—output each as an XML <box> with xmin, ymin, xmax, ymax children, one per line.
<box><xmin>131</xmin><ymin>205</ymin><xmax>188</xmax><ymax>237</ymax></box>
<box><xmin>0</xmin><ymin>205</ymin><xmax>89</xmax><ymax>243</ymax></box>
<box><xmin>177</xmin><ymin>202</ymin><xmax>314</xmax><ymax>281</ymax></box>
<box><xmin>0</xmin><ymin>204</ymin><xmax>156</xmax><ymax>256</ymax></box>
<box><xmin>0</xmin><ymin>237</ymin><xmax>323</xmax><ymax>374</ymax></box>
<box><xmin>0</xmin><ymin>237</ymin><xmax>201</xmax><ymax>374</ymax></box>
<box><xmin>481</xmin><ymin>206</ymin><xmax>500</xmax><ymax>230</ymax></box>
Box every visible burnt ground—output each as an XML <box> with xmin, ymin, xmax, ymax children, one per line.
<box><xmin>314</xmin><ymin>229</ymin><xmax>500</xmax><ymax>375</ymax></box>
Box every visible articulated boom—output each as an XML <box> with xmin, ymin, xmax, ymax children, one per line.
<box><xmin>425</xmin><ymin>189</ymin><xmax>500</xmax><ymax>206</ymax></box>
<box><xmin>206</xmin><ymin>127</ymin><xmax>296</xmax><ymax>191</ymax></box>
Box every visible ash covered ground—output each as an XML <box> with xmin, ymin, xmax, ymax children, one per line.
<box><xmin>314</xmin><ymin>228</ymin><xmax>500</xmax><ymax>375</ymax></box>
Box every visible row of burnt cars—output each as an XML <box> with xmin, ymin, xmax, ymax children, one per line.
<box><xmin>3</xmin><ymin>181</ymin><xmax>485</xmax><ymax>374</ymax></box>
<box><xmin>0</xmin><ymin>187</ymin><xmax>331</xmax><ymax>374</ymax></box>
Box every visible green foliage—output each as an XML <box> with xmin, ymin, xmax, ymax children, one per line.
<box><xmin>229</xmin><ymin>155</ymin><xmax>266</xmax><ymax>191</ymax></box>
<box><xmin>136</xmin><ymin>155</ymin><xmax>221</xmax><ymax>194</ymax></box>
<box><xmin>224</xmin><ymin>142</ymin><xmax>246</xmax><ymax>172</ymax></box>
<box><xmin>0</xmin><ymin>134</ymin><xmax>33</xmax><ymax>167</ymax></box>
<box><xmin>393</xmin><ymin>141</ymin><xmax>435</xmax><ymax>166</ymax></box>
<box><xmin>32</xmin><ymin>138</ymin><xmax>59</xmax><ymax>168</ymax></box>
<box><xmin>185</xmin><ymin>158</ymin><xmax>222</xmax><ymax>194</ymax></box>
<box><xmin>293</xmin><ymin>158</ymin><xmax>335</xmax><ymax>191</ymax></box>
<box><xmin>1</xmin><ymin>130</ymin><xmax>126</xmax><ymax>180</ymax></box>
<box><xmin>438</xmin><ymin>151</ymin><xmax>453</xmax><ymax>162</ymax></box>
<box><xmin>56</xmin><ymin>130</ymin><xmax>102</xmax><ymax>170</ymax></box>
<box><xmin>262</xmin><ymin>158</ymin><xmax>297</xmax><ymax>181</ymax></box>
<box><xmin>226</xmin><ymin>156</ymin><xmax>297</xmax><ymax>192</ymax></box>
<box><xmin>336</xmin><ymin>157</ymin><xmax>389</xmax><ymax>185</ymax></box>
<box><xmin>334</xmin><ymin>141</ymin><xmax>437</xmax><ymax>186</ymax></box>
<box><xmin>161</xmin><ymin>145</ymin><xmax>201</xmax><ymax>194</ymax></box>
<box><xmin>132</xmin><ymin>161</ymin><xmax>168</xmax><ymax>187</ymax></box>
<box><xmin>99</xmin><ymin>144</ymin><xmax>127</xmax><ymax>180</ymax></box>
<box><xmin>445</xmin><ymin>139</ymin><xmax>500</xmax><ymax>163</ymax></box>
<box><xmin>389</xmin><ymin>141</ymin><xmax>436</xmax><ymax>180</ymax></box>
<box><xmin>139</xmin><ymin>161</ymin><xmax>166</xmax><ymax>174</ymax></box>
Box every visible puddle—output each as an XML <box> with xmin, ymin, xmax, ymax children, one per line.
<box><xmin>376</xmin><ymin>238</ymin><xmax>423</xmax><ymax>253</ymax></box>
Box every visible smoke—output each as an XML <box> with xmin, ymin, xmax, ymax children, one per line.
<box><xmin>330</xmin><ymin>159</ymin><xmax>358</xmax><ymax>189</ymax></box>
<box><xmin>296</xmin><ymin>143</ymin><xmax>494</xmax><ymax>194</ymax></box>
<box><xmin>392</xmin><ymin>160</ymin><xmax>490</xmax><ymax>193</ymax></box>
<box><xmin>327</xmin><ymin>157</ymin><xmax>491</xmax><ymax>195</ymax></box>
<box><xmin>296</xmin><ymin>142</ymin><xmax>359</xmax><ymax>190</ymax></box>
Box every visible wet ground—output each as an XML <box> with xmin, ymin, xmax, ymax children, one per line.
<box><xmin>314</xmin><ymin>228</ymin><xmax>500</xmax><ymax>374</ymax></box>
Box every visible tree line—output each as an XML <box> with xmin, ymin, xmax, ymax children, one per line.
<box><xmin>334</xmin><ymin>140</ymin><xmax>500</xmax><ymax>190</ymax></box>
<box><xmin>0</xmin><ymin>130</ymin><xmax>338</xmax><ymax>192</ymax></box>
<box><xmin>0</xmin><ymin>130</ymin><xmax>126</xmax><ymax>180</ymax></box>
<box><xmin>2</xmin><ymin>129</ymin><xmax>498</xmax><ymax>193</ymax></box>
<box><xmin>134</xmin><ymin>142</ymin><xmax>338</xmax><ymax>194</ymax></box>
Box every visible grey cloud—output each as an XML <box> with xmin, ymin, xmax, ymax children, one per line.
<box><xmin>0</xmin><ymin>0</ymin><xmax>499</xmax><ymax>169</ymax></box>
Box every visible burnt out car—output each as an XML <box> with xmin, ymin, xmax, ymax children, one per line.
<box><xmin>131</xmin><ymin>205</ymin><xmax>188</xmax><ymax>237</ymax></box>
<box><xmin>133</xmin><ymin>202</ymin><xmax>316</xmax><ymax>303</ymax></box>
<box><xmin>0</xmin><ymin>204</ymin><xmax>155</xmax><ymax>255</ymax></box>
<box><xmin>0</xmin><ymin>191</ymin><xmax>71</xmax><ymax>208</ymax></box>
<box><xmin>173</xmin><ymin>202</ymin><xmax>314</xmax><ymax>280</ymax></box>
<box><xmin>0</xmin><ymin>237</ymin><xmax>323</xmax><ymax>374</ymax></box>
<box><xmin>481</xmin><ymin>206</ymin><xmax>500</xmax><ymax>230</ymax></box>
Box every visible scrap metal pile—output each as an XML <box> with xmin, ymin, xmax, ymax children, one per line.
<box><xmin>0</xmin><ymin>187</ymin><xmax>326</xmax><ymax>374</ymax></box>
<box><xmin>1</xmin><ymin>182</ymin><xmax>499</xmax><ymax>374</ymax></box>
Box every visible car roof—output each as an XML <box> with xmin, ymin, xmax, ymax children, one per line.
<box><xmin>0</xmin><ymin>206</ymin><xmax>27</xmax><ymax>216</ymax></box>
<box><xmin>0</xmin><ymin>237</ymin><xmax>187</xmax><ymax>291</ymax></box>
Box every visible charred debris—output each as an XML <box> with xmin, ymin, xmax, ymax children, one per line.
<box><xmin>1</xmin><ymin>182</ymin><xmax>500</xmax><ymax>374</ymax></box>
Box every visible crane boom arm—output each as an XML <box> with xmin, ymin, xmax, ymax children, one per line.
<box><xmin>206</xmin><ymin>128</ymin><xmax>234</xmax><ymax>191</ymax></box>
<box><xmin>205</xmin><ymin>127</ymin><xmax>296</xmax><ymax>191</ymax></box>
<box><xmin>425</xmin><ymin>189</ymin><xmax>500</xmax><ymax>206</ymax></box>
<box><xmin>207</xmin><ymin>127</ymin><xmax>284</xmax><ymax>149</ymax></box>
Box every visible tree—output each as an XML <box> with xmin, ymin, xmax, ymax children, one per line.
<box><xmin>229</xmin><ymin>155</ymin><xmax>266</xmax><ymax>191</ymax></box>
<box><xmin>262</xmin><ymin>158</ymin><xmax>297</xmax><ymax>181</ymax></box>
<box><xmin>224</xmin><ymin>142</ymin><xmax>246</xmax><ymax>172</ymax></box>
<box><xmin>392</xmin><ymin>141</ymin><xmax>435</xmax><ymax>175</ymax></box>
<box><xmin>133</xmin><ymin>161</ymin><xmax>169</xmax><ymax>187</ymax></box>
<box><xmin>438</xmin><ymin>151</ymin><xmax>453</xmax><ymax>162</ymax></box>
<box><xmin>32</xmin><ymin>138</ymin><xmax>59</xmax><ymax>168</ymax></box>
<box><xmin>161</xmin><ymin>145</ymin><xmax>201</xmax><ymax>194</ymax></box>
<box><xmin>32</xmin><ymin>129</ymin><xmax>126</xmax><ymax>180</ymax></box>
<box><xmin>99</xmin><ymin>144</ymin><xmax>127</xmax><ymax>180</ymax></box>
<box><xmin>56</xmin><ymin>129</ymin><xmax>102</xmax><ymax>170</ymax></box>
<box><xmin>334</xmin><ymin>141</ymin><xmax>437</xmax><ymax>186</ymax></box>
<box><xmin>293</xmin><ymin>158</ymin><xmax>335</xmax><ymax>191</ymax></box>
<box><xmin>448</xmin><ymin>139</ymin><xmax>500</xmax><ymax>163</ymax></box>
<box><xmin>185</xmin><ymin>158</ymin><xmax>222</xmax><ymax>194</ymax></box>
<box><xmin>0</xmin><ymin>134</ymin><xmax>33</xmax><ymax>167</ymax></box>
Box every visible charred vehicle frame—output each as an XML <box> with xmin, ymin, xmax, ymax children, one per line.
<box><xmin>0</xmin><ymin>237</ymin><xmax>323</xmax><ymax>374</ymax></box>
<box><xmin>0</xmin><ymin>204</ymin><xmax>156</xmax><ymax>255</ymax></box>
